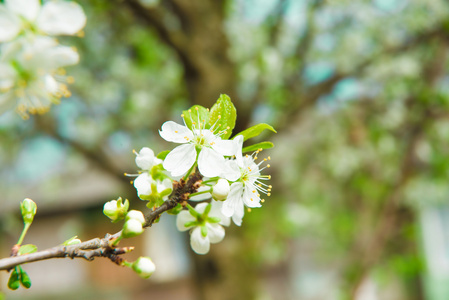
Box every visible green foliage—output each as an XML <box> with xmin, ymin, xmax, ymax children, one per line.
<box><xmin>18</xmin><ymin>244</ymin><xmax>37</xmax><ymax>255</ymax></box>
<box><xmin>234</xmin><ymin>123</ymin><xmax>276</xmax><ymax>141</ymax></box>
<box><xmin>182</xmin><ymin>105</ymin><xmax>210</xmax><ymax>131</ymax></box>
<box><xmin>242</xmin><ymin>141</ymin><xmax>274</xmax><ymax>153</ymax></box>
<box><xmin>209</xmin><ymin>94</ymin><xmax>237</xmax><ymax>139</ymax></box>
<box><xmin>156</xmin><ymin>150</ymin><xmax>170</xmax><ymax>160</ymax></box>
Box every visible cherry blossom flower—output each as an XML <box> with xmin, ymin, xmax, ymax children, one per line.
<box><xmin>0</xmin><ymin>36</ymin><xmax>79</xmax><ymax>118</ymax></box>
<box><xmin>221</xmin><ymin>151</ymin><xmax>272</xmax><ymax>226</ymax></box>
<box><xmin>159</xmin><ymin>116</ymin><xmax>235</xmax><ymax>177</ymax></box>
<box><xmin>0</xmin><ymin>0</ymin><xmax>86</xmax><ymax>42</ymax></box>
<box><xmin>176</xmin><ymin>201</ymin><xmax>230</xmax><ymax>254</ymax></box>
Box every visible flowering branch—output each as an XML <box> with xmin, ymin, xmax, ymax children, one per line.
<box><xmin>0</xmin><ymin>171</ymin><xmax>203</xmax><ymax>271</ymax></box>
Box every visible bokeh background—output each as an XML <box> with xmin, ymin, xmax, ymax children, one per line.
<box><xmin>1</xmin><ymin>0</ymin><xmax>449</xmax><ymax>299</ymax></box>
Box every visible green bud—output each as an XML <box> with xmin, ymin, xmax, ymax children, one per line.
<box><xmin>132</xmin><ymin>257</ymin><xmax>156</xmax><ymax>279</ymax></box>
<box><xmin>19</xmin><ymin>267</ymin><xmax>31</xmax><ymax>289</ymax></box>
<box><xmin>7</xmin><ymin>268</ymin><xmax>20</xmax><ymax>290</ymax></box>
<box><xmin>20</xmin><ymin>198</ymin><xmax>37</xmax><ymax>224</ymax></box>
<box><xmin>103</xmin><ymin>197</ymin><xmax>129</xmax><ymax>223</ymax></box>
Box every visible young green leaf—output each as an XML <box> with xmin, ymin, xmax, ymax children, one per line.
<box><xmin>18</xmin><ymin>244</ymin><xmax>38</xmax><ymax>255</ymax></box>
<box><xmin>242</xmin><ymin>141</ymin><xmax>274</xmax><ymax>153</ymax></box>
<box><xmin>209</xmin><ymin>94</ymin><xmax>236</xmax><ymax>140</ymax></box>
<box><xmin>62</xmin><ymin>236</ymin><xmax>81</xmax><ymax>246</ymax></box>
<box><xmin>156</xmin><ymin>150</ymin><xmax>171</xmax><ymax>160</ymax></box>
<box><xmin>182</xmin><ymin>105</ymin><xmax>210</xmax><ymax>130</ymax></box>
<box><xmin>7</xmin><ymin>268</ymin><xmax>20</xmax><ymax>290</ymax></box>
<box><xmin>234</xmin><ymin>123</ymin><xmax>276</xmax><ymax>141</ymax></box>
<box><xmin>19</xmin><ymin>267</ymin><xmax>31</xmax><ymax>289</ymax></box>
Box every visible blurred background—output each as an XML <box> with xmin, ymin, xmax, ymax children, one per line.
<box><xmin>1</xmin><ymin>0</ymin><xmax>449</xmax><ymax>299</ymax></box>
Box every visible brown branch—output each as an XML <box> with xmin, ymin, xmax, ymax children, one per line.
<box><xmin>0</xmin><ymin>172</ymin><xmax>203</xmax><ymax>271</ymax></box>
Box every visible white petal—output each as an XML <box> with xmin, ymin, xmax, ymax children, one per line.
<box><xmin>189</xmin><ymin>185</ymin><xmax>212</xmax><ymax>201</ymax></box>
<box><xmin>212</xmin><ymin>178</ymin><xmax>230</xmax><ymax>200</ymax></box>
<box><xmin>6</xmin><ymin>0</ymin><xmax>40</xmax><ymax>21</ymax></box>
<box><xmin>209</xmin><ymin>200</ymin><xmax>231</xmax><ymax>227</ymax></box>
<box><xmin>212</xmin><ymin>139</ymin><xmax>235</xmax><ymax>156</ymax></box>
<box><xmin>134</xmin><ymin>173</ymin><xmax>152</xmax><ymax>197</ymax></box>
<box><xmin>242</xmin><ymin>183</ymin><xmax>262</xmax><ymax>208</ymax></box>
<box><xmin>0</xmin><ymin>6</ymin><xmax>21</xmax><ymax>42</ymax></box>
<box><xmin>221</xmin><ymin>182</ymin><xmax>243</xmax><ymax>217</ymax></box>
<box><xmin>190</xmin><ymin>227</ymin><xmax>210</xmax><ymax>255</ymax></box>
<box><xmin>198</xmin><ymin>147</ymin><xmax>225</xmax><ymax>177</ymax></box>
<box><xmin>163</xmin><ymin>144</ymin><xmax>197</xmax><ymax>177</ymax></box>
<box><xmin>232</xmin><ymin>135</ymin><xmax>244</xmax><ymax>167</ymax></box>
<box><xmin>44</xmin><ymin>75</ymin><xmax>58</xmax><ymax>94</ymax></box>
<box><xmin>176</xmin><ymin>211</ymin><xmax>195</xmax><ymax>231</ymax></box>
<box><xmin>45</xmin><ymin>45</ymin><xmax>79</xmax><ymax>68</ymax></box>
<box><xmin>193</xmin><ymin>202</ymin><xmax>210</xmax><ymax>215</ymax></box>
<box><xmin>37</xmin><ymin>1</ymin><xmax>86</xmax><ymax>35</ymax></box>
<box><xmin>232</xmin><ymin>209</ymin><xmax>244</xmax><ymax>227</ymax></box>
<box><xmin>159</xmin><ymin>121</ymin><xmax>193</xmax><ymax>143</ymax></box>
<box><xmin>207</xmin><ymin>223</ymin><xmax>225</xmax><ymax>244</ymax></box>
<box><xmin>136</xmin><ymin>147</ymin><xmax>156</xmax><ymax>170</ymax></box>
<box><xmin>0</xmin><ymin>62</ymin><xmax>16</xmax><ymax>90</ymax></box>
<box><xmin>221</xmin><ymin>160</ymin><xmax>241</xmax><ymax>181</ymax></box>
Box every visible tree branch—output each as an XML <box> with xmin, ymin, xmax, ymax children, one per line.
<box><xmin>0</xmin><ymin>172</ymin><xmax>203</xmax><ymax>271</ymax></box>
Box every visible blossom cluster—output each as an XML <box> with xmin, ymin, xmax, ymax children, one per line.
<box><xmin>104</xmin><ymin>95</ymin><xmax>275</xmax><ymax>255</ymax></box>
<box><xmin>0</xmin><ymin>0</ymin><xmax>86</xmax><ymax>118</ymax></box>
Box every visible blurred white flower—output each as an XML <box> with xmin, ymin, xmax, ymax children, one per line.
<box><xmin>0</xmin><ymin>36</ymin><xmax>79</xmax><ymax>118</ymax></box>
<box><xmin>0</xmin><ymin>0</ymin><xmax>86</xmax><ymax>42</ymax></box>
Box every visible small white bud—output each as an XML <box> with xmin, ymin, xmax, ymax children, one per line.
<box><xmin>212</xmin><ymin>179</ymin><xmax>230</xmax><ymax>201</ymax></box>
<box><xmin>122</xmin><ymin>219</ymin><xmax>144</xmax><ymax>238</ymax></box>
<box><xmin>125</xmin><ymin>210</ymin><xmax>145</xmax><ymax>225</ymax></box>
<box><xmin>103</xmin><ymin>197</ymin><xmax>129</xmax><ymax>223</ymax></box>
<box><xmin>21</xmin><ymin>198</ymin><xmax>37</xmax><ymax>224</ymax></box>
<box><xmin>132</xmin><ymin>257</ymin><xmax>156</xmax><ymax>279</ymax></box>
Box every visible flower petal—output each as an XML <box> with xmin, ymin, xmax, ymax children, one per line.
<box><xmin>212</xmin><ymin>139</ymin><xmax>235</xmax><ymax>156</ymax></box>
<box><xmin>232</xmin><ymin>135</ymin><xmax>244</xmax><ymax>167</ymax></box>
<box><xmin>0</xmin><ymin>62</ymin><xmax>16</xmax><ymax>90</ymax></box>
<box><xmin>207</xmin><ymin>223</ymin><xmax>225</xmax><ymax>244</ymax></box>
<box><xmin>189</xmin><ymin>185</ymin><xmax>212</xmax><ymax>201</ymax></box>
<box><xmin>210</xmin><ymin>200</ymin><xmax>231</xmax><ymax>227</ymax></box>
<box><xmin>159</xmin><ymin>121</ymin><xmax>193</xmax><ymax>143</ymax></box>
<box><xmin>198</xmin><ymin>147</ymin><xmax>225</xmax><ymax>177</ymax></box>
<box><xmin>5</xmin><ymin>0</ymin><xmax>40</xmax><ymax>21</ymax></box>
<box><xmin>176</xmin><ymin>211</ymin><xmax>196</xmax><ymax>231</ymax></box>
<box><xmin>36</xmin><ymin>1</ymin><xmax>86</xmax><ymax>35</ymax></box>
<box><xmin>190</xmin><ymin>227</ymin><xmax>210</xmax><ymax>255</ymax></box>
<box><xmin>135</xmin><ymin>147</ymin><xmax>156</xmax><ymax>170</ymax></box>
<box><xmin>0</xmin><ymin>6</ymin><xmax>21</xmax><ymax>42</ymax></box>
<box><xmin>44</xmin><ymin>45</ymin><xmax>80</xmax><ymax>69</ymax></box>
<box><xmin>163</xmin><ymin>144</ymin><xmax>197</xmax><ymax>177</ymax></box>
<box><xmin>221</xmin><ymin>182</ymin><xmax>243</xmax><ymax>217</ymax></box>
<box><xmin>134</xmin><ymin>173</ymin><xmax>152</xmax><ymax>197</ymax></box>
<box><xmin>242</xmin><ymin>182</ymin><xmax>262</xmax><ymax>208</ymax></box>
<box><xmin>221</xmin><ymin>160</ymin><xmax>241</xmax><ymax>181</ymax></box>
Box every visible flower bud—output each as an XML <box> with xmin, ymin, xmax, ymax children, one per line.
<box><xmin>20</xmin><ymin>198</ymin><xmax>37</xmax><ymax>224</ymax></box>
<box><xmin>125</xmin><ymin>210</ymin><xmax>145</xmax><ymax>225</ymax></box>
<box><xmin>132</xmin><ymin>257</ymin><xmax>156</xmax><ymax>279</ymax></box>
<box><xmin>103</xmin><ymin>197</ymin><xmax>129</xmax><ymax>223</ymax></box>
<box><xmin>122</xmin><ymin>219</ymin><xmax>144</xmax><ymax>238</ymax></box>
<box><xmin>212</xmin><ymin>179</ymin><xmax>230</xmax><ymax>201</ymax></box>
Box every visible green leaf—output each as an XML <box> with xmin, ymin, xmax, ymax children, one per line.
<box><xmin>18</xmin><ymin>244</ymin><xmax>37</xmax><ymax>255</ymax></box>
<box><xmin>182</xmin><ymin>105</ymin><xmax>210</xmax><ymax>130</ymax></box>
<box><xmin>234</xmin><ymin>123</ymin><xmax>276</xmax><ymax>141</ymax></box>
<box><xmin>62</xmin><ymin>236</ymin><xmax>81</xmax><ymax>246</ymax></box>
<box><xmin>19</xmin><ymin>267</ymin><xmax>31</xmax><ymax>289</ymax></box>
<box><xmin>156</xmin><ymin>150</ymin><xmax>170</xmax><ymax>160</ymax></box>
<box><xmin>7</xmin><ymin>268</ymin><xmax>20</xmax><ymax>290</ymax></box>
<box><xmin>242</xmin><ymin>141</ymin><xmax>274</xmax><ymax>153</ymax></box>
<box><xmin>209</xmin><ymin>94</ymin><xmax>236</xmax><ymax>140</ymax></box>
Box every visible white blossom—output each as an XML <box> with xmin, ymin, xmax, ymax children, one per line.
<box><xmin>0</xmin><ymin>0</ymin><xmax>86</xmax><ymax>42</ymax></box>
<box><xmin>132</xmin><ymin>257</ymin><xmax>156</xmax><ymax>279</ymax></box>
<box><xmin>176</xmin><ymin>201</ymin><xmax>229</xmax><ymax>254</ymax></box>
<box><xmin>159</xmin><ymin>117</ymin><xmax>235</xmax><ymax>177</ymax></box>
<box><xmin>221</xmin><ymin>152</ymin><xmax>272</xmax><ymax>226</ymax></box>
<box><xmin>0</xmin><ymin>36</ymin><xmax>79</xmax><ymax>118</ymax></box>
